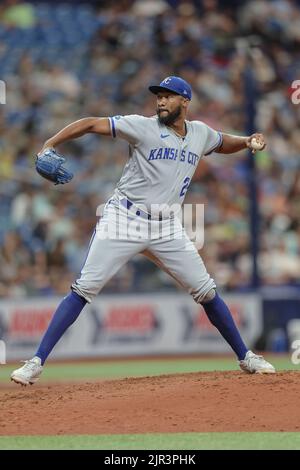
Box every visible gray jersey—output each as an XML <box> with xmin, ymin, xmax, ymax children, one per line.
<box><xmin>109</xmin><ymin>115</ymin><xmax>222</xmax><ymax>211</ymax></box>
<box><xmin>73</xmin><ymin>114</ymin><xmax>218</xmax><ymax>304</ymax></box>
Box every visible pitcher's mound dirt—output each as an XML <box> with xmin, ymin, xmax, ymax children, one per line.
<box><xmin>1</xmin><ymin>371</ymin><xmax>299</xmax><ymax>435</ymax></box>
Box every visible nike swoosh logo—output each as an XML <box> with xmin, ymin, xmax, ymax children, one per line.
<box><xmin>160</xmin><ymin>134</ymin><xmax>169</xmax><ymax>138</ymax></box>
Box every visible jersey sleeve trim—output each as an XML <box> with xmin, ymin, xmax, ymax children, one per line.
<box><xmin>109</xmin><ymin>117</ymin><xmax>116</xmax><ymax>138</ymax></box>
<box><xmin>204</xmin><ymin>131</ymin><xmax>223</xmax><ymax>156</ymax></box>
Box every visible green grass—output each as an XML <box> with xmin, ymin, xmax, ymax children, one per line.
<box><xmin>0</xmin><ymin>432</ymin><xmax>299</xmax><ymax>450</ymax></box>
<box><xmin>1</xmin><ymin>358</ymin><xmax>299</xmax><ymax>450</ymax></box>
<box><xmin>0</xmin><ymin>355</ymin><xmax>297</xmax><ymax>383</ymax></box>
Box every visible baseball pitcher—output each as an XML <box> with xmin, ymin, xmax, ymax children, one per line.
<box><xmin>11</xmin><ymin>76</ymin><xmax>275</xmax><ymax>385</ymax></box>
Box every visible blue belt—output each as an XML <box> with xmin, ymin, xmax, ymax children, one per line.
<box><xmin>120</xmin><ymin>198</ymin><xmax>162</xmax><ymax>221</ymax></box>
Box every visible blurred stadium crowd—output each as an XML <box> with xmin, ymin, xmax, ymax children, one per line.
<box><xmin>0</xmin><ymin>0</ymin><xmax>300</xmax><ymax>298</ymax></box>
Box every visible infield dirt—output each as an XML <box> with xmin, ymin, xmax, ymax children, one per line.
<box><xmin>1</xmin><ymin>371</ymin><xmax>299</xmax><ymax>435</ymax></box>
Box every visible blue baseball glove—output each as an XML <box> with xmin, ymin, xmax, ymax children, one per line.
<box><xmin>35</xmin><ymin>148</ymin><xmax>73</xmax><ymax>185</ymax></box>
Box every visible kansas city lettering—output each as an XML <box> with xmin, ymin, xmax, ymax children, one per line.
<box><xmin>148</xmin><ymin>148</ymin><xmax>199</xmax><ymax>166</ymax></box>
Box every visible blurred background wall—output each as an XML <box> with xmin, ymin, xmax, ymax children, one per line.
<box><xmin>0</xmin><ymin>0</ymin><xmax>300</xmax><ymax>357</ymax></box>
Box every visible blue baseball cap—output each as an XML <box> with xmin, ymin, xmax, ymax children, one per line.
<box><xmin>149</xmin><ymin>76</ymin><xmax>192</xmax><ymax>100</ymax></box>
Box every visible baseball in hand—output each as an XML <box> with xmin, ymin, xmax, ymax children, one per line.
<box><xmin>250</xmin><ymin>137</ymin><xmax>264</xmax><ymax>151</ymax></box>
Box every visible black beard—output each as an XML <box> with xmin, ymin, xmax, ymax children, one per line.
<box><xmin>157</xmin><ymin>106</ymin><xmax>182</xmax><ymax>126</ymax></box>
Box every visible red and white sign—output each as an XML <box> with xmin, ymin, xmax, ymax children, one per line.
<box><xmin>0</xmin><ymin>293</ymin><xmax>262</xmax><ymax>360</ymax></box>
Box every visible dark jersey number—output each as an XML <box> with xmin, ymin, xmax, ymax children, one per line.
<box><xmin>180</xmin><ymin>177</ymin><xmax>191</xmax><ymax>197</ymax></box>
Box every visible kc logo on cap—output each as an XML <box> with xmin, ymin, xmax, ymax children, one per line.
<box><xmin>149</xmin><ymin>76</ymin><xmax>192</xmax><ymax>101</ymax></box>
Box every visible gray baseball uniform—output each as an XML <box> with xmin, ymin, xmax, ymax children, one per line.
<box><xmin>72</xmin><ymin>115</ymin><xmax>222</xmax><ymax>304</ymax></box>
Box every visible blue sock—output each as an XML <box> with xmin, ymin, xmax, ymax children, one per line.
<box><xmin>35</xmin><ymin>291</ymin><xmax>87</xmax><ymax>365</ymax></box>
<box><xmin>202</xmin><ymin>292</ymin><xmax>248</xmax><ymax>360</ymax></box>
